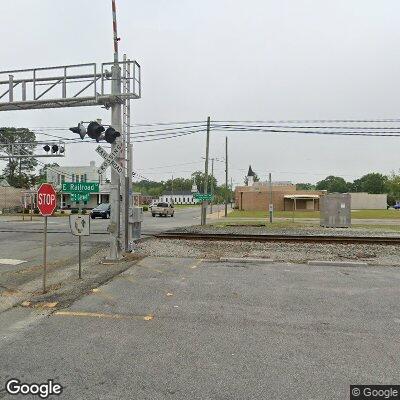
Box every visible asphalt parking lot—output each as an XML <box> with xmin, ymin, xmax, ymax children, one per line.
<box><xmin>1</xmin><ymin>256</ymin><xmax>399</xmax><ymax>399</ymax></box>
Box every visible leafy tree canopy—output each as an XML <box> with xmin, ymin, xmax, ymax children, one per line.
<box><xmin>351</xmin><ymin>173</ymin><xmax>387</xmax><ymax>194</ymax></box>
<box><xmin>0</xmin><ymin>127</ymin><xmax>37</xmax><ymax>188</ymax></box>
<box><xmin>315</xmin><ymin>176</ymin><xmax>351</xmax><ymax>193</ymax></box>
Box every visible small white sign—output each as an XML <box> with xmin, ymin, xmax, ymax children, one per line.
<box><xmin>69</xmin><ymin>215</ymin><xmax>90</xmax><ymax>236</ymax></box>
<box><xmin>340</xmin><ymin>203</ymin><xmax>346</xmax><ymax>209</ymax></box>
<box><xmin>269</xmin><ymin>204</ymin><xmax>274</xmax><ymax>212</ymax></box>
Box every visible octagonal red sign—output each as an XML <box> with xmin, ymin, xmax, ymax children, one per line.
<box><xmin>37</xmin><ymin>183</ymin><xmax>57</xmax><ymax>216</ymax></box>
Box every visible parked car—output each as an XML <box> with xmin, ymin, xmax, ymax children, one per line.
<box><xmin>394</xmin><ymin>203</ymin><xmax>400</xmax><ymax>210</ymax></box>
<box><xmin>91</xmin><ymin>203</ymin><xmax>111</xmax><ymax>219</ymax></box>
<box><xmin>151</xmin><ymin>202</ymin><xmax>174</xmax><ymax>217</ymax></box>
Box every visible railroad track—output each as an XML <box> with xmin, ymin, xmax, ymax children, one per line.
<box><xmin>154</xmin><ymin>232</ymin><xmax>400</xmax><ymax>245</ymax></box>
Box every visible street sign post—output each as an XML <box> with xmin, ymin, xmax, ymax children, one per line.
<box><xmin>61</xmin><ymin>182</ymin><xmax>99</xmax><ymax>205</ymax></box>
<box><xmin>194</xmin><ymin>193</ymin><xmax>213</xmax><ymax>202</ymax></box>
<box><xmin>37</xmin><ymin>183</ymin><xmax>57</xmax><ymax>294</ymax></box>
<box><xmin>37</xmin><ymin>183</ymin><xmax>57</xmax><ymax>216</ymax></box>
<box><xmin>69</xmin><ymin>214</ymin><xmax>90</xmax><ymax>279</ymax></box>
<box><xmin>62</xmin><ymin>182</ymin><xmax>99</xmax><ymax>194</ymax></box>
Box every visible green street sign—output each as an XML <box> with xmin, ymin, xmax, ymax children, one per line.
<box><xmin>194</xmin><ymin>193</ymin><xmax>213</xmax><ymax>201</ymax></box>
<box><xmin>62</xmin><ymin>182</ymin><xmax>99</xmax><ymax>194</ymax></box>
<box><xmin>71</xmin><ymin>193</ymin><xmax>90</xmax><ymax>202</ymax></box>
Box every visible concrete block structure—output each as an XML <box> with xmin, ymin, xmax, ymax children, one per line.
<box><xmin>349</xmin><ymin>192</ymin><xmax>387</xmax><ymax>210</ymax></box>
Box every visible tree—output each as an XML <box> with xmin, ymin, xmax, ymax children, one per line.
<box><xmin>296</xmin><ymin>183</ymin><xmax>315</xmax><ymax>190</ymax></box>
<box><xmin>32</xmin><ymin>163</ymin><xmax>60</xmax><ymax>186</ymax></box>
<box><xmin>385</xmin><ymin>172</ymin><xmax>400</xmax><ymax>205</ymax></box>
<box><xmin>164</xmin><ymin>177</ymin><xmax>193</xmax><ymax>193</ymax></box>
<box><xmin>0</xmin><ymin>127</ymin><xmax>37</xmax><ymax>188</ymax></box>
<box><xmin>316</xmin><ymin>176</ymin><xmax>351</xmax><ymax>193</ymax></box>
<box><xmin>191</xmin><ymin>171</ymin><xmax>217</xmax><ymax>194</ymax></box>
<box><xmin>351</xmin><ymin>173</ymin><xmax>387</xmax><ymax>194</ymax></box>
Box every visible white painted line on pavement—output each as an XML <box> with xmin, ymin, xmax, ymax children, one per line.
<box><xmin>220</xmin><ymin>257</ymin><xmax>274</xmax><ymax>264</ymax></box>
<box><xmin>0</xmin><ymin>259</ymin><xmax>27</xmax><ymax>265</ymax></box>
<box><xmin>307</xmin><ymin>260</ymin><xmax>368</xmax><ymax>267</ymax></box>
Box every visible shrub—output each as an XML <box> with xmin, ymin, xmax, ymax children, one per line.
<box><xmin>142</xmin><ymin>205</ymin><xmax>148</xmax><ymax>212</ymax></box>
<box><xmin>81</xmin><ymin>209</ymin><xmax>87</xmax><ymax>214</ymax></box>
<box><xmin>34</xmin><ymin>208</ymin><xmax>40</xmax><ymax>214</ymax></box>
<box><xmin>71</xmin><ymin>209</ymin><xmax>79</xmax><ymax>214</ymax></box>
<box><xmin>60</xmin><ymin>210</ymin><xmax>65</xmax><ymax>214</ymax></box>
<box><xmin>23</xmin><ymin>209</ymin><xmax>30</xmax><ymax>214</ymax></box>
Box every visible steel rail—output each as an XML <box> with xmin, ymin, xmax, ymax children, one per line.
<box><xmin>154</xmin><ymin>232</ymin><xmax>400</xmax><ymax>245</ymax></box>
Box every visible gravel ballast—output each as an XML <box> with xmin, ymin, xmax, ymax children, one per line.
<box><xmin>135</xmin><ymin>225</ymin><xmax>400</xmax><ymax>266</ymax></box>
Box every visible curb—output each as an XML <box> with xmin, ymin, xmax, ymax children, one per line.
<box><xmin>307</xmin><ymin>260</ymin><xmax>368</xmax><ymax>267</ymax></box>
<box><xmin>220</xmin><ymin>257</ymin><xmax>274</xmax><ymax>264</ymax></box>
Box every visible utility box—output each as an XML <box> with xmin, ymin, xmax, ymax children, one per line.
<box><xmin>129</xmin><ymin>206</ymin><xmax>143</xmax><ymax>246</ymax></box>
<box><xmin>320</xmin><ymin>193</ymin><xmax>351</xmax><ymax>228</ymax></box>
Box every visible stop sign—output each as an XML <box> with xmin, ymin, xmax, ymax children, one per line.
<box><xmin>37</xmin><ymin>183</ymin><xmax>57</xmax><ymax>216</ymax></box>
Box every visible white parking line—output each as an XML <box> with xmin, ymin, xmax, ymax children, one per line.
<box><xmin>0</xmin><ymin>259</ymin><xmax>27</xmax><ymax>265</ymax></box>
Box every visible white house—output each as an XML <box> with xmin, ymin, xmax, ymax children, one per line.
<box><xmin>158</xmin><ymin>191</ymin><xmax>198</xmax><ymax>205</ymax></box>
<box><xmin>46</xmin><ymin>161</ymin><xmax>111</xmax><ymax>209</ymax></box>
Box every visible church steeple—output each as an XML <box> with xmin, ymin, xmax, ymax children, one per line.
<box><xmin>247</xmin><ymin>165</ymin><xmax>255</xmax><ymax>186</ymax></box>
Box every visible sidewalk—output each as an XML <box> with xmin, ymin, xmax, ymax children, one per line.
<box><xmin>207</xmin><ymin>205</ymin><xmax>234</xmax><ymax>220</ymax></box>
<box><xmin>0</xmin><ymin>247</ymin><xmax>142</xmax><ymax>314</ymax></box>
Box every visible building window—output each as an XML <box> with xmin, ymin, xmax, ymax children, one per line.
<box><xmin>76</xmin><ymin>175</ymin><xmax>79</xmax><ymax>182</ymax></box>
<box><xmin>71</xmin><ymin>175</ymin><xmax>75</xmax><ymax>182</ymax></box>
<box><xmin>84</xmin><ymin>174</ymin><xmax>87</xmax><ymax>182</ymax></box>
<box><xmin>61</xmin><ymin>175</ymin><xmax>65</xmax><ymax>183</ymax></box>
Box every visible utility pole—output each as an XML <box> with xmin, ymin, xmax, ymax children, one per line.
<box><xmin>225</xmin><ymin>137</ymin><xmax>228</xmax><ymax>217</ymax></box>
<box><xmin>269</xmin><ymin>172</ymin><xmax>273</xmax><ymax>223</ymax></box>
<box><xmin>210</xmin><ymin>158</ymin><xmax>214</xmax><ymax>214</ymax></box>
<box><xmin>230</xmin><ymin>177</ymin><xmax>233</xmax><ymax>208</ymax></box>
<box><xmin>201</xmin><ymin>116</ymin><xmax>210</xmax><ymax>225</ymax></box>
<box><xmin>171</xmin><ymin>175</ymin><xmax>174</xmax><ymax>204</ymax></box>
<box><xmin>108</xmin><ymin>0</ymin><xmax>123</xmax><ymax>260</ymax></box>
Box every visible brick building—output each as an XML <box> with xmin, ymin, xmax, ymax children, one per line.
<box><xmin>235</xmin><ymin>166</ymin><xmax>325</xmax><ymax>211</ymax></box>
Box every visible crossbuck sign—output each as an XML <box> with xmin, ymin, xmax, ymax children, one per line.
<box><xmin>96</xmin><ymin>142</ymin><xmax>123</xmax><ymax>176</ymax></box>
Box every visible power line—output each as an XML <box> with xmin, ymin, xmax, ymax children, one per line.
<box><xmin>212</xmin><ymin>123</ymin><xmax>400</xmax><ymax>130</ymax></box>
<box><xmin>213</xmin><ymin>118</ymin><xmax>400</xmax><ymax>124</ymax></box>
<box><xmin>212</xmin><ymin>126</ymin><xmax>400</xmax><ymax>137</ymax></box>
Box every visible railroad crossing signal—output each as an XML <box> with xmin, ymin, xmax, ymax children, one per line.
<box><xmin>37</xmin><ymin>183</ymin><xmax>57</xmax><ymax>216</ymax></box>
<box><xmin>69</xmin><ymin>123</ymin><xmax>87</xmax><ymax>139</ymax></box>
<box><xmin>70</xmin><ymin>121</ymin><xmax>120</xmax><ymax>144</ymax></box>
<box><xmin>96</xmin><ymin>142</ymin><xmax>123</xmax><ymax>176</ymax></box>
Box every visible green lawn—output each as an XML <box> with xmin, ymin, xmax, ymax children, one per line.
<box><xmin>228</xmin><ymin>210</ymin><xmax>319</xmax><ymax>219</ymax></box>
<box><xmin>228</xmin><ymin>210</ymin><xmax>400</xmax><ymax>219</ymax></box>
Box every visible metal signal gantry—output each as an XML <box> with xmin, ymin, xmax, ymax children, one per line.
<box><xmin>0</xmin><ymin>140</ymin><xmax>66</xmax><ymax>159</ymax></box>
<box><xmin>0</xmin><ymin>60</ymin><xmax>141</xmax><ymax>112</ymax></box>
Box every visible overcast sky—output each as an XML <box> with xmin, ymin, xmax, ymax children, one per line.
<box><xmin>1</xmin><ymin>0</ymin><xmax>400</xmax><ymax>186</ymax></box>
